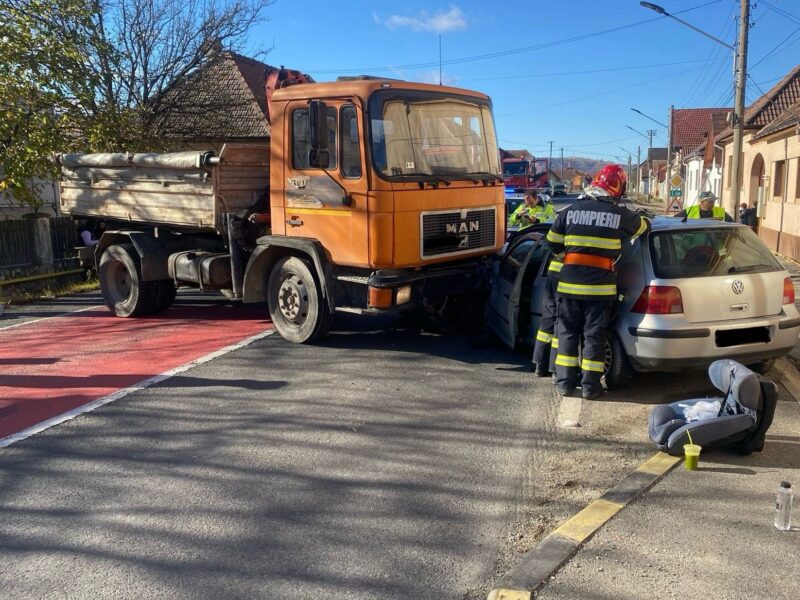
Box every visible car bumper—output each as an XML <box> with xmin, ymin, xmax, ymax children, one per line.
<box><xmin>618</xmin><ymin>310</ymin><xmax>800</xmax><ymax>371</ymax></box>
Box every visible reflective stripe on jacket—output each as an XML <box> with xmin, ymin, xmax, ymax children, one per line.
<box><xmin>544</xmin><ymin>196</ymin><xmax>649</xmax><ymax>301</ymax></box>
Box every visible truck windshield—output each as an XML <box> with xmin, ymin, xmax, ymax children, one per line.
<box><xmin>369</xmin><ymin>90</ymin><xmax>499</xmax><ymax>180</ymax></box>
<box><xmin>503</xmin><ymin>161</ymin><xmax>528</xmax><ymax>176</ymax></box>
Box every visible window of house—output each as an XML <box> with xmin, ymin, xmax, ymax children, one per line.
<box><xmin>340</xmin><ymin>105</ymin><xmax>361</xmax><ymax>178</ymax></box>
<box><xmin>774</xmin><ymin>160</ymin><xmax>785</xmax><ymax>197</ymax></box>
<box><xmin>292</xmin><ymin>107</ymin><xmax>338</xmax><ymax>170</ymax></box>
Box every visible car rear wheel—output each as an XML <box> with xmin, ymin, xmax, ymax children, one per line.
<box><xmin>603</xmin><ymin>333</ymin><xmax>634</xmax><ymax>391</ymax></box>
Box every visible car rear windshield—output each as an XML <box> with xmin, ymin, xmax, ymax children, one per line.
<box><xmin>649</xmin><ymin>226</ymin><xmax>782</xmax><ymax>279</ymax></box>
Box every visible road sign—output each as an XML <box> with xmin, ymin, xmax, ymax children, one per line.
<box><xmin>669</xmin><ymin>174</ymin><xmax>684</xmax><ymax>187</ymax></box>
<box><xmin>669</xmin><ymin>188</ymin><xmax>682</xmax><ymax>197</ymax></box>
<box><xmin>666</xmin><ymin>198</ymin><xmax>683</xmax><ymax>214</ymax></box>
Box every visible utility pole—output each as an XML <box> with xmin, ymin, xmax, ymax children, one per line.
<box><xmin>730</xmin><ymin>0</ymin><xmax>750</xmax><ymax>222</ymax></box>
<box><xmin>666</xmin><ymin>105</ymin><xmax>673</xmax><ymax>205</ymax></box>
<box><xmin>647</xmin><ymin>130</ymin><xmax>656</xmax><ymax>198</ymax></box>
<box><xmin>548</xmin><ymin>141</ymin><xmax>554</xmax><ymax>187</ymax></box>
<box><xmin>637</xmin><ymin>146</ymin><xmax>641</xmax><ymax>195</ymax></box>
<box><xmin>560</xmin><ymin>147</ymin><xmax>564</xmax><ymax>181</ymax></box>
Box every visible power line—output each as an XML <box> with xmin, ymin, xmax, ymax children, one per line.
<box><xmin>462</xmin><ymin>58</ymin><xmax>725</xmax><ymax>83</ymax></box>
<box><xmin>761</xmin><ymin>1</ymin><xmax>800</xmax><ymax>26</ymax></box>
<box><xmin>497</xmin><ymin>65</ymin><xmax>707</xmax><ymax>118</ymax></box>
<box><xmin>681</xmin><ymin>2</ymin><xmax>737</xmax><ymax>106</ymax></box>
<box><xmin>750</xmin><ymin>24</ymin><xmax>800</xmax><ymax>69</ymax></box>
<box><xmin>308</xmin><ymin>0</ymin><xmax>723</xmax><ymax>75</ymax></box>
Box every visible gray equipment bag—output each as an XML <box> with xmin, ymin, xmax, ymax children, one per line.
<box><xmin>648</xmin><ymin>359</ymin><xmax>777</xmax><ymax>456</ymax></box>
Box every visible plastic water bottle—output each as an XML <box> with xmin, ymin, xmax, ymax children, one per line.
<box><xmin>774</xmin><ymin>481</ymin><xmax>793</xmax><ymax>531</ymax></box>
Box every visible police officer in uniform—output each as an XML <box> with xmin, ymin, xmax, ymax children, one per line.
<box><xmin>509</xmin><ymin>189</ymin><xmax>556</xmax><ymax>229</ymax></box>
<box><xmin>531</xmin><ymin>252</ymin><xmax>563</xmax><ymax>376</ymax></box>
<box><xmin>674</xmin><ymin>191</ymin><xmax>733</xmax><ymax>221</ymax></box>
<box><xmin>544</xmin><ymin>165</ymin><xmax>649</xmax><ymax>399</ymax></box>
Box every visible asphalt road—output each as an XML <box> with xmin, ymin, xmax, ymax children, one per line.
<box><xmin>0</xmin><ymin>296</ymin><xmax>563</xmax><ymax>599</ymax></box>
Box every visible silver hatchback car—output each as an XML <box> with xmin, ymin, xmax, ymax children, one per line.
<box><xmin>486</xmin><ymin>217</ymin><xmax>800</xmax><ymax>389</ymax></box>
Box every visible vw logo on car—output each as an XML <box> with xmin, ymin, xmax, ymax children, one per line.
<box><xmin>732</xmin><ymin>280</ymin><xmax>744</xmax><ymax>294</ymax></box>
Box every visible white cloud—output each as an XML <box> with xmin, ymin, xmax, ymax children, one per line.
<box><xmin>374</xmin><ymin>6</ymin><xmax>468</xmax><ymax>33</ymax></box>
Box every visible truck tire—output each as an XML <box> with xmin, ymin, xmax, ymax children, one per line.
<box><xmin>99</xmin><ymin>244</ymin><xmax>157</xmax><ymax>317</ymax></box>
<box><xmin>267</xmin><ymin>256</ymin><xmax>331</xmax><ymax>343</ymax></box>
<box><xmin>603</xmin><ymin>332</ymin><xmax>634</xmax><ymax>391</ymax></box>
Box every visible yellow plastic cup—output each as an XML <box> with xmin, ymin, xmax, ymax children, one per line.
<box><xmin>684</xmin><ymin>444</ymin><xmax>702</xmax><ymax>471</ymax></box>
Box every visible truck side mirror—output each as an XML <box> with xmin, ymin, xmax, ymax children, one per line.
<box><xmin>308</xmin><ymin>100</ymin><xmax>330</xmax><ymax>169</ymax></box>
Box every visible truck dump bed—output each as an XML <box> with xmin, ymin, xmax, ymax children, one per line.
<box><xmin>58</xmin><ymin>143</ymin><xmax>268</xmax><ymax>232</ymax></box>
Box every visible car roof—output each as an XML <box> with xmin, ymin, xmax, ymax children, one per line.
<box><xmin>647</xmin><ymin>215</ymin><xmax>745</xmax><ymax>232</ymax></box>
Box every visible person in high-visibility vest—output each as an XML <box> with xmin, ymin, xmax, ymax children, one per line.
<box><xmin>675</xmin><ymin>191</ymin><xmax>733</xmax><ymax>221</ymax></box>
<box><xmin>508</xmin><ymin>190</ymin><xmax>556</xmax><ymax>228</ymax></box>
<box><xmin>544</xmin><ymin>164</ymin><xmax>650</xmax><ymax>399</ymax></box>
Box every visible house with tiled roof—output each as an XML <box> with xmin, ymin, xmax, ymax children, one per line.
<box><xmin>635</xmin><ymin>147</ymin><xmax>667</xmax><ymax>196</ymax></box>
<box><xmin>154</xmin><ymin>51</ymin><xmax>277</xmax><ymax>148</ymax></box>
<box><xmin>656</xmin><ymin>107</ymin><xmax>729</xmax><ymax>204</ymax></box>
<box><xmin>717</xmin><ymin>63</ymin><xmax>800</xmax><ymax>259</ymax></box>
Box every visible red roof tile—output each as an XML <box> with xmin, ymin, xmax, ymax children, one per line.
<box><xmin>717</xmin><ymin>63</ymin><xmax>800</xmax><ymax>141</ymax></box>
<box><xmin>671</xmin><ymin>107</ymin><xmax>730</xmax><ymax>151</ymax></box>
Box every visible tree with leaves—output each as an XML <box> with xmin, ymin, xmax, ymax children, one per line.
<box><xmin>1</xmin><ymin>0</ymin><xmax>272</xmax><ymax>210</ymax></box>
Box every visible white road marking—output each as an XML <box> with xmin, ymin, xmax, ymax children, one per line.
<box><xmin>0</xmin><ymin>329</ymin><xmax>275</xmax><ymax>449</ymax></box>
<box><xmin>0</xmin><ymin>305</ymin><xmax>103</xmax><ymax>331</ymax></box>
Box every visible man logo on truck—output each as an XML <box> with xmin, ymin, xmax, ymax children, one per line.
<box><xmin>446</xmin><ymin>221</ymin><xmax>480</xmax><ymax>234</ymax></box>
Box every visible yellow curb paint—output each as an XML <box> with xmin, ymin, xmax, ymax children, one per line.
<box><xmin>552</xmin><ymin>498</ymin><xmax>624</xmax><ymax>543</ymax></box>
<box><xmin>487</xmin><ymin>589</ymin><xmax>531</xmax><ymax>600</ymax></box>
<box><xmin>636</xmin><ymin>452</ymin><xmax>681</xmax><ymax>476</ymax></box>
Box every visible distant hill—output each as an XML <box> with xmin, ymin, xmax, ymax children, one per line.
<box><xmin>557</xmin><ymin>157</ymin><xmax>613</xmax><ymax>176</ymax></box>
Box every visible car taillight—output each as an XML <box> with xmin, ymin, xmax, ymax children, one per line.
<box><xmin>631</xmin><ymin>285</ymin><xmax>684</xmax><ymax>314</ymax></box>
<box><xmin>783</xmin><ymin>277</ymin><xmax>795</xmax><ymax>305</ymax></box>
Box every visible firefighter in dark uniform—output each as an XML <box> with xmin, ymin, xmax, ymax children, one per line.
<box><xmin>531</xmin><ymin>252</ymin><xmax>563</xmax><ymax>376</ymax></box>
<box><xmin>544</xmin><ymin>165</ymin><xmax>650</xmax><ymax>399</ymax></box>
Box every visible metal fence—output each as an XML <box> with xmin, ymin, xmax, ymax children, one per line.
<box><xmin>0</xmin><ymin>219</ymin><xmax>37</xmax><ymax>268</ymax></box>
<box><xmin>50</xmin><ymin>216</ymin><xmax>79</xmax><ymax>261</ymax></box>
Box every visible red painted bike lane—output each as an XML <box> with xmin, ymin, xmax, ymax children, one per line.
<box><xmin>0</xmin><ymin>304</ymin><xmax>271</xmax><ymax>440</ymax></box>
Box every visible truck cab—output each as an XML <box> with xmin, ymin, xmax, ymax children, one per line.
<box><xmin>247</xmin><ymin>78</ymin><xmax>506</xmax><ymax>340</ymax></box>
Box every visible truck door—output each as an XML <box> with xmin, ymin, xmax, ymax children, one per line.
<box><xmin>282</xmin><ymin>100</ymin><xmax>369</xmax><ymax>266</ymax></box>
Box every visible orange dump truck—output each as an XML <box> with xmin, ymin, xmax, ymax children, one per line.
<box><xmin>58</xmin><ymin>76</ymin><xmax>505</xmax><ymax>342</ymax></box>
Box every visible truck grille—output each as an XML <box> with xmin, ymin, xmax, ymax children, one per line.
<box><xmin>421</xmin><ymin>207</ymin><xmax>496</xmax><ymax>258</ymax></box>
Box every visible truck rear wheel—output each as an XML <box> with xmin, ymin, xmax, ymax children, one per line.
<box><xmin>99</xmin><ymin>244</ymin><xmax>157</xmax><ymax>317</ymax></box>
<box><xmin>267</xmin><ymin>256</ymin><xmax>331</xmax><ymax>343</ymax></box>
<box><xmin>152</xmin><ymin>280</ymin><xmax>177</xmax><ymax>313</ymax></box>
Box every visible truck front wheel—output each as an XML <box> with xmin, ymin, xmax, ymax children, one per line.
<box><xmin>267</xmin><ymin>256</ymin><xmax>331</xmax><ymax>343</ymax></box>
<box><xmin>99</xmin><ymin>244</ymin><xmax>157</xmax><ymax>317</ymax></box>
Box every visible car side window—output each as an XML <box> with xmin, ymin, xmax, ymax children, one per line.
<box><xmin>340</xmin><ymin>104</ymin><xmax>361</xmax><ymax>178</ymax></box>
<box><xmin>292</xmin><ymin>107</ymin><xmax>338</xmax><ymax>170</ymax></box>
<box><xmin>500</xmin><ymin>240</ymin><xmax>535</xmax><ymax>282</ymax></box>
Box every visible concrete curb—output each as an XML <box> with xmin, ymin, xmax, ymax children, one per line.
<box><xmin>486</xmin><ymin>452</ymin><xmax>680</xmax><ymax>600</ymax></box>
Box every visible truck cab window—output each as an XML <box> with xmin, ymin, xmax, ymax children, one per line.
<box><xmin>340</xmin><ymin>105</ymin><xmax>361</xmax><ymax>178</ymax></box>
<box><xmin>292</xmin><ymin>107</ymin><xmax>338</xmax><ymax>170</ymax></box>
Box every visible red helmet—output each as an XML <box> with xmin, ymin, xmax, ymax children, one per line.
<box><xmin>591</xmin><ymin>164</ymin><xmax>627</xmax><ymax>198</ymax></box>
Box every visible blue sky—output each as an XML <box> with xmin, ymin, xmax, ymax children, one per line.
<box><xmin>247</xmin><ymin>0</ymin><xmax>800</xmax><ymax>165</ymax></box>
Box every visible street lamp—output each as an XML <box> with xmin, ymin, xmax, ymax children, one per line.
<box><xmin>640</xmin><ymin>1</ymin><xmax>748</xmax><ymax>220</ymax></box>
<box><xmin>625</xmin><ymin>125</ymin><xmax>650</xmax><ymax>140</ymax></box>
<box><xmin>631</xmin><ymin>108</ymin><xmax>666</xmax><ymax>128</ymax></box>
